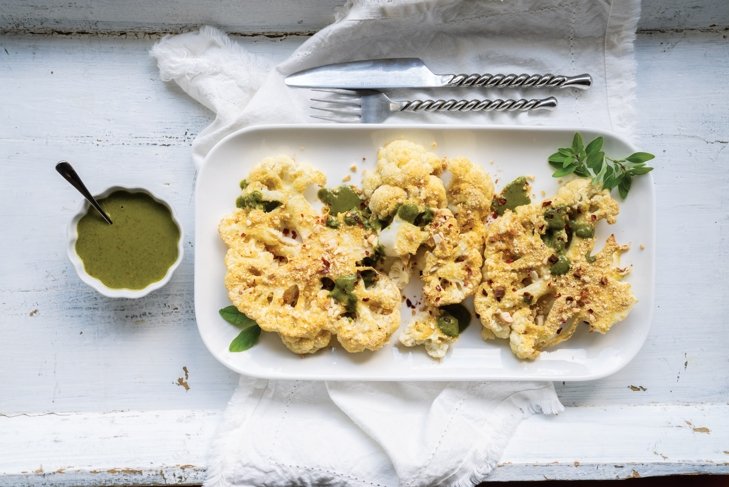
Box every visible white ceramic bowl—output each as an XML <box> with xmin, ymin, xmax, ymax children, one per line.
<box><xmin>67</xmin><ymin>186</ymin><xmax>184</xmax><ymax>299</ymax></box>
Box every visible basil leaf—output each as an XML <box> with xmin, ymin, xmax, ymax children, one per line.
<box><xmin>219</xmin><ymin>305</ymin><xmax>258</xmax><ymax>329</ymax></box>
<box><xmin>229</xmin><ymin>326</ymin><xmax>261</xmax><ymax>352</ymax></box>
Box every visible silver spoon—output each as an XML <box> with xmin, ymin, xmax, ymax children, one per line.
<box><xmin>55</xmin><ymin>161</ymin><xmax>113</xmax><ymax>225</ymax></box>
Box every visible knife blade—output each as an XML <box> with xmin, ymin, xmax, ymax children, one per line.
<box><xmin>285</xmin><ymin>58</ymin><xmax>592</xmax><ymax>90</ymax></box>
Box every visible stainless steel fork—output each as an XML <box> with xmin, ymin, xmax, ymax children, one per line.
<box><xmin>309</xmin><ymin>89</ymin><xmax>557</xmax><ymax>123</ymax></box>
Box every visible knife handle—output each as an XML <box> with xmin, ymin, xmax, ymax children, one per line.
<box><xmin>445</xmin><ymin>72</ymin><xmax>592</xmax><ymax>90</ymax></box>
<box><xmin>398</xmin><ymin>96</ymin><xmax>557</xmax><ymax>113</ymax></box>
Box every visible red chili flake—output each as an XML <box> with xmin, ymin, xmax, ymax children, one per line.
<box><xmin>282</xmin><ymin>228</ymin><xmax>290</xmax><ymax>236</ymax></box>
<box><xmin>321</xmin><ymin>258</ymin><xmax>331</xmax><ymax>273</ymax></box>
<box><xmin>291</xmin><ymin>230</ymin><xmax>298</xmax><ymax>239</ymax></box>
<box><xmin>565</xmin><ymin>296</ymin><xmax>574</xmax><ymax>303</ymax></box>
<box><xmin>406</xmin><ymin>298</ymin><xmax>414</xmax><ymax>308</ymax></box>
<box><xmin>591</xmin><ymin>214</ymin><xmax>597</xmax><ymax>222</ymax></box>
<box><xmin>362</xmin><ymin>297</ymin><xmax>370</xmax><ymax>302</ymax></box>
<box><xmin>600</xmin><ymin>277</ymin><xmax>608</xmax><ymax>286</ymax></box>
<box><xmin>497</xmin><ymin>197</ymin><xmax>507</xmax><ymax>206</ymax></box>
<box><xmin>542</xmin><ymin>200</ymin><xmax>552</xmax><ymax>207</ymax></box>
<box><xmin>435</xmin><ymin>285</ymin><xmax>443</xmax><ymax>292</ymax></box>
<box><xmin>548</xmin><ymin>254</ymin><xmax>559</xmax><ymax>264</ymax></box>
<box><xmin>556</xmin><ymin>327</ymin><xmax>563</xmax><ymax>335</ymax></box>
<box><xmin>481</xmin><ymin>289</ymin><xmax>488</xmax><ymax>297</ymax></box>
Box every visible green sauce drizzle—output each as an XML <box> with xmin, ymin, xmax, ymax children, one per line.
<box><xmin>330</xmin><ymin>274</ymin><xmax>358</xmax><ymax>317</ymax></box>
<box><xmin>491</xmin><ymin>176</ymin><xmax>531</xmax><ymax>216</ymax></box>
<box><xmin>436</xmin><ymin>303</ymin><xmax>471</xmax><ymax>337</ymax></box>
<box><xmin>318</xmin><ymin>186</ymin><xmax>362</xmax><ymax>215</ymax></box>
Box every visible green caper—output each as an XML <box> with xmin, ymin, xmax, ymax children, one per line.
<box><xmin>414</xmin><ymin>207</ymin><xmax>434</xmax><ymax>227</ymax></box>
<box><xmin>544</xmin><ymin>229</ymin><xmax>568</xmax><ymax>252</ymax></box>
<box><xmin>239</xmin><ymin>179</ymin><xmax>248</xmax><ymax>189</ymax></box>
<box><xmin>325</xmin><ymin>216</ymin><xmax>340</xmax><ymax>229</ymax></box>
<box><xmin>397</xmin><ymin>203</ymin><xmax>419</xmax><ymax>223</ymax></box>
<box><xmin>436</xmin><ymin>313</ymin><xmax>460</xmax><ymax>337</ymax></box>
<box><xmin>262</xmin><ymin>200</ymin><xmax>281</xmax><ymax>212</ymax></box>
<box><xmin>573</xmin><ymin>222</ymin><xmax>595</xmax><ymax>238</ymax></box>
<box><xmin>550</xmin><ymin>254</ymin><xmax>571</xmax><ymax>275</ymax></box>
<box><xmin>544</xmin><ymin>207</ymin><xmax>568</xmax><ymax>230</ymax></box>
<box><xmin>440</xmin><ymin>303</ymin><xmax>471</xmax><ymax>333</ymax></box>
<box><xmin>344</xmin><ymin>211</ymin><xmax>363</xmax><ymax>226</ymax></box>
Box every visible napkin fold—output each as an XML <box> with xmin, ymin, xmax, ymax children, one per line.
<box><xmin>151</xmin><ymin>1</ymin><xmax>640</xmax><ymax>485</ymax></box>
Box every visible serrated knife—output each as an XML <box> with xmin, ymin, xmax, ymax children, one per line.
<box><xmin>285</xmin><ymin>58</ymin><xmax>592</xmax><ymax>90</ymax></box>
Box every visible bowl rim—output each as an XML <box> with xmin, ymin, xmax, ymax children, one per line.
<box><xmin>66</xmin><ymin>185</ymin><xmax>184</xmax><ymax>299</ymax></box>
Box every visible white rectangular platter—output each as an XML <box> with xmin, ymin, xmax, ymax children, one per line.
<box><xmin>195</xmin><ymin>124</ymin><xmax>654</xmax><ymax>381</ymax></box>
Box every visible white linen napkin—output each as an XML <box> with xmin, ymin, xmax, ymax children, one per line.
<box><xmin>151</xmin><ymin>1</ymin><xmax>640</xmax><ymax>485</ymax></box>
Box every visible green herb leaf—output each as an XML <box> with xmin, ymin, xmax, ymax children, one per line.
<box><xmin>572</xmin><ymin>133</ymin><xmax>584</xmax><ymax>154</ymax></box>
<box><xmin>630</xmin><ymin>166</ymin><xmax>654</xmax><ymax>175</ymax></box>
<box><xmin>618</xmin><ymin>177</ymin><xmax>632</xmax><ymax>199</ymax></box>
<box><xmin>229</xmin><ymin>326</ymin><xmax>261</xmax><ymax>352</ymax></box>
<box><xmin>219</xmin><ymin>305</ymin><xmax>258</xmax><ymax>329</ymax></box>
<box><xmin>585</xmin><ymin>136</ymin><xmax>604</xmax><ymax>155</ymax></box>
<box><xmin>626</xmin><ymin>152</ymin><xmax>655</xmax><ymax>163</ymax></box>
<box><xmin>552</xmin><ymin>165</ymin><xmax>576</xmax><ymax>178</ymax></box>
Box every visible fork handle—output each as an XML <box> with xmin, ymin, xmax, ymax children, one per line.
<box><xmin>398</xmin><ymin>97</ymin><xmax>557</xmax><ymax>113</ymax></box>
<box><xmin>444</xmin><ymin>72</ymin><xmax>592</xmax><ymax>90</ymax></box>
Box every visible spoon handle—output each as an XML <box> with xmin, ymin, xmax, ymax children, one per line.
<box><xmin>55</xmin><ymin>161</ymin><xmax>113</xmax><ymax>225</ymax></box>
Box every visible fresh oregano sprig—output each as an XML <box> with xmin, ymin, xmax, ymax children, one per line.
<box><xmin>548</xmin><ymin>133</ymin><xmax>654</xmax><ymax>199</ymax></box>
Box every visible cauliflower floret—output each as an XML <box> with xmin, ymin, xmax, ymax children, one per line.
<box><xmin>377</xmin><ymin>215</ymin><xmax>429</xmax><ymax>257</ymax></box>
<box><xmin>280</xmin><ymin>330</ymin><xmax>332</xmax><ymax>354</ymax></box>
<box><xmin>421</xmin><ymin>210</ymin><xmax>483</xmax><ymax>306</ymax></box>
<box><xmin>220</xmin><ymin>157</ymin><xmax>402</xmax><ymax>355</ymax></box>
<box><xmin>332</xmin><ymin>276</ymin><xmax>401</xmax><ymax>352</ymax></box>
<box><xmin>363</xmin><ymin>140</ymin><xmax>446</xmax><ymax>206</ymax></box>
<box><xmin>399</xmin><ymin>313</ymin><xmax>455</xmax><ymax>359</ymax></box>
<box><xmin>399</xmin><ymin>303</ymin><xmax>471</xmax><ymax>359</ymax></box>
<box><xmin>474</xmin><ymin>181</ymin><xmax>635</xmax><ymax>360</ymax></box>
<box><xmin>247</xmin><ymin>155</ymin><xmax>326</xmax><ymax>194</ymax></box>
<box><xmin>552</xmin><ymin>178</ymin><xmax>619</xmax><ymax>224</ymax></box>
<box><xmin>441</xmin><ymin>157</ymin><xmax>494</xmax><ymax>231</ymax></box>
<box><xmin>368</xmin><ymin>185</ymin><xmax>407</xmax><ymax>219</ymax></box>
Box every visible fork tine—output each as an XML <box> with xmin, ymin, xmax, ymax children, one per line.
<box><xmin>310</xmin><ymin>105</ymin><xmax>360</xmax><ymax>116</ymax></box>
<box><xmin>310</xmin><ymin>97</ymin><xmax>361</xmax><ymax>107</ymax></box>
<box><xmin>311</xmin><ymin>88</ymin><xmax>361</xmax><ymax>96</ymax></box>
<box><xmin>310</xmin><ymin>114</ymin><xmax>357</xmax><ymax>123</ymax></box>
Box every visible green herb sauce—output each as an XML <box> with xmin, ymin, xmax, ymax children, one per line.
<box><xmin>318</xmin><ymin>186</ymin><xmax>362</xmax><ymax>215</ymax></box>
<box><xmin>75</xmin><ymin>191</ymin><xmax>180</xmax><ymax>290</ymax></box>
<box><xmin>436</xmin><ymin>303</ymin><xmax>471</xmax><ymax>337</ymax></box>
<box><xmin>330</xmin><ymin>274</ymin><xmax>358</xmax><ymax>317</ymax></box>
<box><xmin>491</xmin><ymin>176</ymin><xmax>531</xmax><ymax>216</ymax></box>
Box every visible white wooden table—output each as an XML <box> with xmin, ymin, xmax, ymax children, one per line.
<box><xmin>1</xmin><ymin>1</ymin><xmax>728</xmax><ymax>484</ymax></box>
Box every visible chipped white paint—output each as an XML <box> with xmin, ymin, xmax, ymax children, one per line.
<box><xmin>1</xmin><ymin>6</ymin><xmax>728</xmax><ymax>486</ymax></box>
